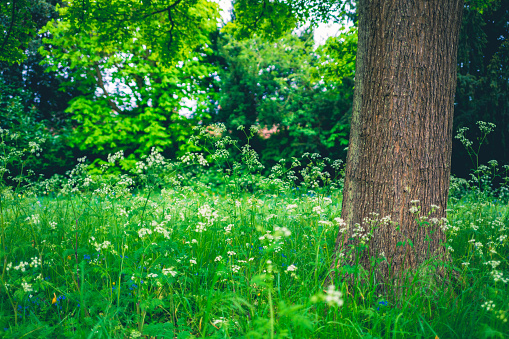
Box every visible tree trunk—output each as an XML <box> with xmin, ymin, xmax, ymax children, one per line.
<box><xmin>334</xmin><ymin>0</ymin><xmax>464</xmax><ymax>288</ymax></box>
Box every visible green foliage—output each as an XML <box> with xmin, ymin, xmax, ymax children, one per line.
<box><xmin>0</xmin><ymin>90</ymin><xmax>73</xmax><ymax>188</ymax></box>
<box><xmin>225</xmin><ymin>0</ymin><xmax>355</xmax><ymax>41</ymax></box>
<box><xmin>63</xmin><ymin>0</ymin><xmax>219</xmax><ymax>62</ymax></box>
<box><xmin>39</xmin><ymin>6</ymin><xmax>219</xmax><ymax>165</ymax></box>
<box><xmin>0</xmin><ymin>0</ymin><xmax>36</xmax><ymax>64</ymax></box>
<box><xmin>454</xmin><ymin>2</ymin><xmax>509</xmax><ymax>177</ymax></box>
<box><xmin>209</xmin><ymin>29</ymin><xmax>355</xmax><ymax>167</ymax></box>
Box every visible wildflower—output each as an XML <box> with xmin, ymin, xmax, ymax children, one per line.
<box><xmin>215</xmin><ymin>256</ymin><xmax>223</xmax><ymax>262</ymax></box>
<box><xmin>274</xmin><ymin>226</ymin><xmax>291</xmax><ymax>237</ymax></box>
<box><xmin>227</xmin><ymin>251</ymin><xmax>236</xmax><ymax>256</ymax></box>
<box><xmin>162</xmin><ymin>267</ymin><xmax>177</xmax><ymax>277</ymax></box>
<box><xmin>481</xmin><ymin>300</ymin><xmax>495</xmax><ymax>311</ymax></box>
<box><xmin>147</xmin><ymin>273</ymin><xmax>158</xmax><ymax>278</ymax></box>
<box><xmin>377</xmin><ymin>300</ymin><xmax>388</xmax><ymax>311</ymax></box>
<box><xmin>138</xmin><ymin>228</ymin><xmax>152</xmax><ymax>238</ymax></box>
<box><xmin>312</xmin><ymin>206</ymin><xmax>324</xmax><ymax>215</ymax></box>
<box><xmin>195</xmin><ymin>222</ymin><xmax>207</xmax><ymax>233</ymax></box>
<box><xmin>311</xmin><ymin>285</ymin><xmax>343</xmax><ymax>307</ymax></box>
<box><xmin>286</xmin><ymin>264</ymin><xmax>297</xmax><ymax>272</ymax></box>
<box><xmin>484</xmin><ymin>261</ymin><xmax>501</xmax><ymax>269</ymax></box>
<box><xmin>154</xmin><ymin>226</ymin><xmax>171</xmax><ymax>239</ymax></box>
<box><xmin>212</xmin><ymin>317</ymin><xmax>227</xmax><ymax>327</ymax></box>
<box><xmin>491</xmin><ymin>270</ymin><xmax>509</xmax><ymax>283</ymax></box>
<box><xmin>224</xmin><ymin>224</ymin><xmax>233</xmax><ymax>234</ymax></box>
<box><xmin>29</xmin><ymin>257</ymin><xmax>41</xmax><ymax>268</ymax></box>
<box><xmin>21</xmin><ymin>281</ymin><xmax>33</xmax><ymax>293</ymax></box>
<box><xmin>14</xmin><ymin>261</ymin><xmax>28</xmax><ymax>272</ymax></box>
<box><xmin>26</xmin><ymin>214</ymin><xmax>41</xmax><ymax>224</ymax></box>
<box><xmin>324</xmin><ymin>285</ymin><xmax>343</xmax><ymax>307</ymax></box>
<box><xmin>286</xmin><ymin>204</ymin><xmax>298</xmax><ymax>211</ymax></box>
<box><xmin>51</xmin><ymin>293</ymin><xmax>57</xmax><ymax>304</ymax></box>
<box><xmin>190</xmin><ymin>259</ymin><xmax>197</xmax><ymax>265</ymax></box>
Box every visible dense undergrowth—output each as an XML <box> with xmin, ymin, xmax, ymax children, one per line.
<box><xmin>0</xmin><ymin>124</ymin><xmax>508</xmax><ymax>338</ymax></box>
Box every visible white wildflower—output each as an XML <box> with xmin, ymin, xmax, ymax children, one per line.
<box><xmin>286</xmin><ymin>264</ymin><xmax>297</xmax><ymax>272</ymax></box>
<box><xmin>162</xmin><ymin>267</ymin><xmax>177</xmax><ymax>277</ymax></box>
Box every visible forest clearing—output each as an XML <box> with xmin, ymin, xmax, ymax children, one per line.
<box><xmin>1</xmin><ymin>0</ymin><xmax>509</xmax><ymax>338</ymax></box>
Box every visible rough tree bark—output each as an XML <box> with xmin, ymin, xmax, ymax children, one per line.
<box><xmin>334</xmin><ymin>0</ymin><xmax>464</xmax><ymax>287</ymax></box>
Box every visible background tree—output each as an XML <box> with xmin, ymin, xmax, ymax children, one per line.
<box><xmin>0</xmin><ymin>0</ymin><xmax>77</xmax><ymax>182</ymax></box>
<box><xmin>0</xmin><ymin>0</ymin><xmax>35</xmax><ymax>64</ymax></box>
<box><xmin>39</xmin><ymin>2</ymin><xmax>219</xmax><ymax>167</ymax></box>
<box><xmin>208</xmin><ymin>28</ymin><xmax>355</xmax><ymax>167</ymax></box>
<box><xmin>453</xmin><ymin>1</ymin><xmax>509</xmax><ymax>176</ymax></box>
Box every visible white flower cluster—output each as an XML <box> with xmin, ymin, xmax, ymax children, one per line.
<box><xmin>180</xmin><ymin>153</ymin><xmax>208</xmax><ymax>167</ymax></box>
<box><xmin>491</xmin><ymin>270</ymin><xmax>509</xmax><ymax>283</ymax></box>
<box><xmin>198</xmin><ymin>204</ymin><xmax>218</xmax><ymax>224</ymax></box>
<box><xmin>8</xmin><ymin>261</ymin><xmax>26</xmax><ymax>272</ymax></box>
<box><xmin>26</xmin><ymin>214</ymin><xmax>41</xmax><ymax>225</ymax></box>
<box><xmin>481</xmin><ymin>300</ymin><xmax>495</xmax><ymax>311</ymax></box>
<box><xmin>107</xmin><ymin>150</ymin><xmax>124</xmax><ymax>164</ymax></box>
<box><xmin>334</xmin><ymin>217</ymin><xmax>348</xmax><ymax>234</ymax></box>
<box><xmin>286</xmin><ymin>204</ymin><xmax>298</xmax><ymax>211</ymax></box>
<box><xmin>195</xmin><ymin>222</ymin><xmax>207</xmax><ymax>233</ymax></box>
<box><xmin>29</xmin><ymin>257</ymin><xmax>41</xmax><ymax>268</ymax></box>
<box><xmin>351</xmin><ymin>223</ymin><xmax>372</xmax><ymax>245</ymax></box>
<box><xmin>151</xmin><ymin>220</ymin><xmax>172</xmax><ymax>239</ymax></box>
<box><xmin>484</xmin><ymin>260</ymin><xmax>501</xmax><ymax>269</ymax></box>
<box><xmin>224</xmin><ymin>224</ymin><xmax>233</xmax><ymax>234</ymax></box>
<box><xmin>22</xmin><ymin>281</ymin><xmax>33</xmax><ymax>293</ymax></box>
<box><xmin>312</xmin><ymin>206</ymin><xmax>324</xmax><ymax>215</ymax></box>
<box><xmin>138</xmin><ymin>228</ymin><xmax>152</xmax><ymax>238</ymax></box>
<box><xmin>89</xmin><ymin>238</ymin><xmax>112</xmax><ymax>252</ymax></box>
<box><xmin>49</xmin><ymin>221</ymin><xmax>57</xmax><ymax>230</ymax></box>
<box><xmin>311</xmin><ymin>284</ymin><xmax>344</xmax><ymax>307</ymax></box>
<box><xmin>162</xmin><ymin>267</ymin><xmax>177</xmax><ymax>277</ymax></box>
<box><xmin>286</xmin><ymin>264</ymin><xmax>297</xmax><ymax>272</ymax></box>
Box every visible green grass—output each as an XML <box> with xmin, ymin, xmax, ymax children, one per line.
<box><xmin>0</xmin><ymin>125</ymin><xmax>508</xmax><ymax>338</ymax></box>
<box><xmin>0</xmin><ymin>171</ymin><xmax>508</xmax><ymax>338</ymax></box>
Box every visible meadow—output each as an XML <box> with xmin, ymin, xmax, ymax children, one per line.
<box><xmin>0</xmin><ymin>125</ymin><xmax>508</xmax><ymax>338</ymax></box>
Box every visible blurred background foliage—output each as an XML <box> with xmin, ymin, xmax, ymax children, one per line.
<box><xmin>453</xmin><ymin>1</ymin><xmax>509</xmax><ymax>177</ymax></box>
<box><xmin>0</xmin><ymin>0</ymin><xmax>508</xmax><ymax>181</ymax></box>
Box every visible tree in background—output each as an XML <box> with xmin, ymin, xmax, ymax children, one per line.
<box><xmin>0</xmin><ymin>0</ymin><xmax>77</xmax><ymax>183</ymax></box>
<box><xmin>39</xmin><ymin>1</ymin><xmax>219</xmax><ymax>166</ymax></box>
<box><xmin>453</xmin><ymin>1</ymin><xmax>509</xmax><ymax>176</ymax></box>
<box><xmin>208</xmin><ymin>28</ymin><xmax>355</xmax><ymax>166</ymax></box>
<box><xmin>0</xmin><ymin>0</ymin><xmax>35</xmax><ymax>64</ymax></box>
